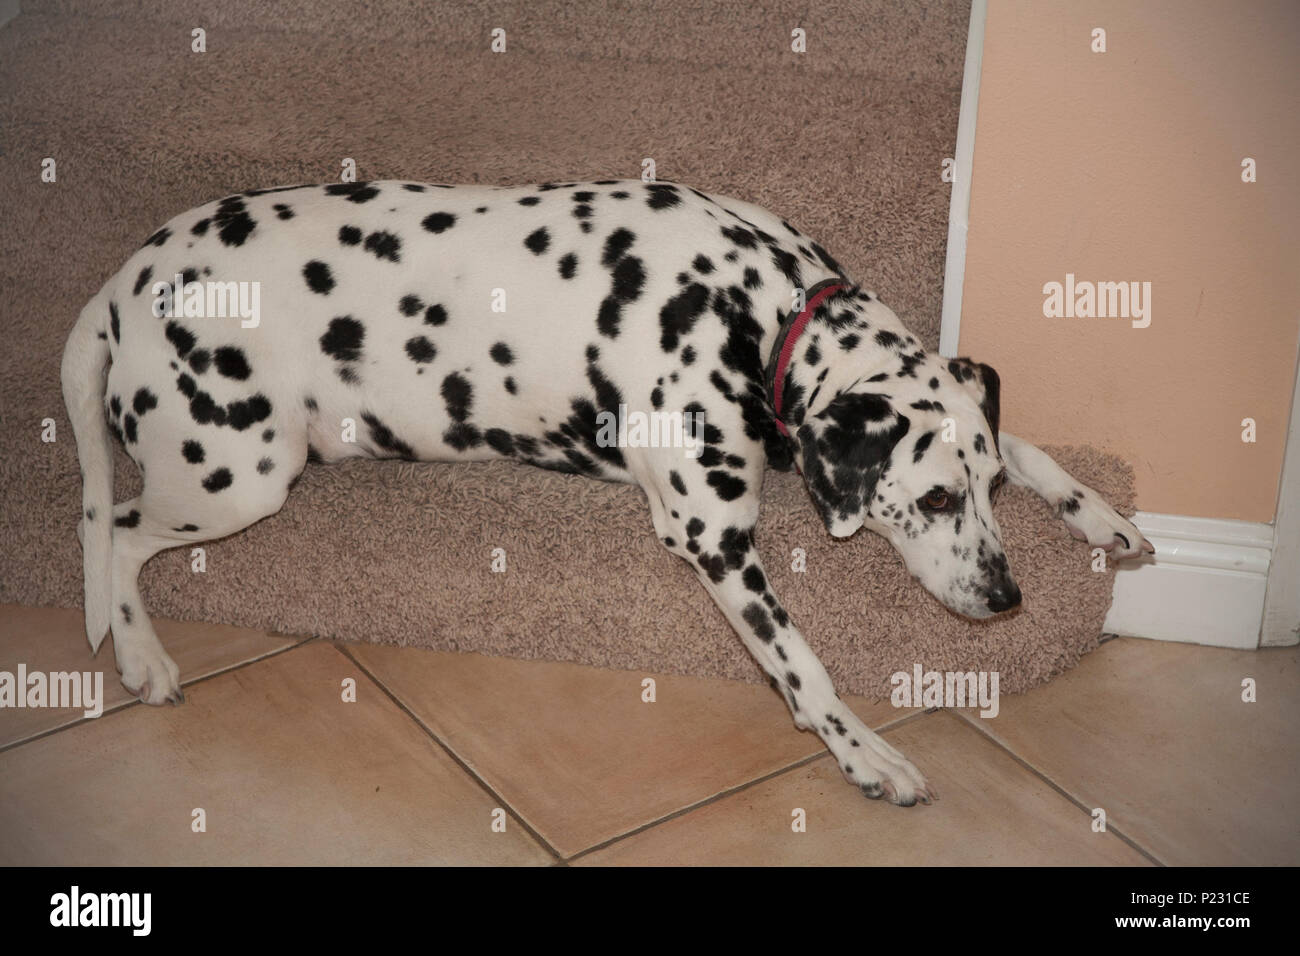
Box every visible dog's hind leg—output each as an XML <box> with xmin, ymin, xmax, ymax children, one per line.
<box><xmin>647</xmin><ymin>469</ymin><xmax>934</xmax><ymax>807</ymax></box>
<box><xmin>108</xmin><ymin>499</ymin><xmax>187</xmax><ymax>705</ymax></box>
<box><xmin>106</xmin><ymin>441</ymin><xmax>300</xmax><ymax>704</ymax></box>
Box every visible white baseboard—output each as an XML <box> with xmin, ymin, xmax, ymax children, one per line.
<box><xmin>1103</xmin><ymin>512</ymin><xmax>1275</xmax><ymax>649</ymax></box>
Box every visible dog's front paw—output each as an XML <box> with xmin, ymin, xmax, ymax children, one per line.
<box><xmin>1060</xmin><ymin>488</ymin><xmax>1154</xmax><ymax>560</ymax></box>
<box><xmin>839</xmin><ymin>742</ymin><xmax>936</xmax><ymax>807</ymax></box>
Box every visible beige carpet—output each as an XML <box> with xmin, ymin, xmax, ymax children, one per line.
<box><xmin>0</xmin><ymin>0</ymin><xmax>1136</xmax><ymax>699</ymax></box>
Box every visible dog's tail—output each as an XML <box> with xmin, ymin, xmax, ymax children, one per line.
<box><xmin>61</xmin><ymin>295</ymin><xmax>115</xmax><ymax>652</ymax></box>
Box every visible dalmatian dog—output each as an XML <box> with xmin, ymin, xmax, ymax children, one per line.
<box><xmin>61</xmin><ymin>179</ymin><xmax>1153</xmax><ymax>807</ymax></box>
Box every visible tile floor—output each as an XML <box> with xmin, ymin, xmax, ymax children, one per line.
<box><xmin>1</xmin><ymin>603</ymin><xmax>1295</xmax><ymax>865</ymax></box>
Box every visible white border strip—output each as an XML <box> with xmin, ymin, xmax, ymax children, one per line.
<box><xmin>938</xmin><ymin>0</ymin><xmax>988</xmax><ymax>358</ymax></box>
<box><xmin>1261</xmin><ymin>326</ymin><xmax>1300</xmax><ymax>646</ymax></box>
<box><xmin>1103</xmin><ymin>511</ymin><xmax>1274</xmax><ymax>649</ymax></box>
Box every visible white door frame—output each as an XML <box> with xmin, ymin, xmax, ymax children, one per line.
<box><xmin>938</xmin><ymin>0</ymin><xmax>987</xmax><ymax>359</ymax></box>
<box><xmin>1261</xmin><ymin>332</ymin><xmax>1300</xmax><ymax>646</ymax></box>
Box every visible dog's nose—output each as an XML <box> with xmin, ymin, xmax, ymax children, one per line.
<box><xmin>986</xmin><ymin>581</ymin><xmax>1022</xmax><ymax>614</ymax></box>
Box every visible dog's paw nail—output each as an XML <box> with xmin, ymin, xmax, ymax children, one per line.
<box><xmin>1114</xmin><ymin>532</ymin><xmax>1130</xmax><ymax>550</ymax></box>
<box><xmin>1142</xmin><ymin>538</ymin><xmax>1156</xmax><ymax>555</ymax></box>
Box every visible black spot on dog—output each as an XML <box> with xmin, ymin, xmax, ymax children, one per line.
<box><xmin>108</xmin><ymin>302</ymin><xmax>121</xmax><ymax>343</ymax></box>
<box><xmin>681</xmin><ymin>345</ymin><xmax>696</xmax><ymax>365</ymax></box>
<box><xmin>839</xmin><ymin>333</ymin><xmax>860</xmax><ymax>352</ymax></box>
<box><xmin>424</xmin><ymin>304</ymin><xmax>447</xmax><ymax>326</ymax></box>
<box><xmin>602</xmin><ymin>228</ymin><xmax>635</xmax><ymax>266</ymax></box>
<box><xmin>187</xmin><ymin>349</ymin><xmax>211</xmax><ymax>374</ymax></box>
<box><xmin>320</xmin><ymin>317</ymin><xmax>365</xmax><ymax>362</ymax></box>
<box><xmin>363</xmin><ymin>230</ymin><xmax>401</xmax><ymax>262</ymax></box>
<box><xmin>441</xmin><ymin>372</ymin><xmax>473</xmax><ymax>422</ymax></box>
<box><xmin>524</xmin><ymin>227</ymin><xmax>550</xmax><ymax>255</ymax></box>
<box><xmin>214</xmin><ymin>346</ymin><xmax>251</xmax><ymax>380</ymax></box>
<box><xmin>875</xmin><ymin>329</ymin><xmax>901</xmax><ymax>349</ymax></box>
<box><xmin>504</xmin><ymin>377</ymin><xmax>518</xmax><ymax>395</ymax></box>
<box><xmin>395</xmin><ymin>335</ymin><xmax>432</xmax><ymax>365</ymax></box>
<box><xmin>743</xmin><ymin>267</ymin><xmax>762</xmax><ymax>289</ymax></box>
<box><xmin>706</xmin><ymin>472</ymin><xmax>747</xmax><ymax>502</ymax></box>
<box><xmin>559</xmin><ymin>253</ymin><xmax>578</xmax><ymax>279</ymax></box>
<box><xmin>742</xmin><ymin>565</ymin><xmax>766</xmax><ymax>593</ymax></box>
<box><xmin>326</xmin><ymin>182</ymin><xmax>380</xmax><ymax>203</ymax></box>
<box><xmin>721</xmin><ymin>224</ymin><xmax>758</xmax><ymax>249</ymax></box>
<box><xmin>132</xmin><ymin>387</ymin><xmax>158</xmax><ymax>416</ymax></box>
<box><xmin>274</xmin><ymin>203</ymin><xmax>294</xmax><ymax>220</ymax></box>
<box><xmin>339</xmin><ymin>225</ymin><xmax>362</xmax><ymax>245</ymax></box>
<box><xmin>489</xmin><ymin>342</ymin><xmax>514</xmax><ymax>366</ymax></box>
<box><xmin>165</xmin><ymin>321</ymin><xmax>196</xmax><ymax>358</ymax></box>
<box><xmin>611</xmin><ymin>256</ymin><xmax>645</xmax><ymax>301</ymax></box>
<box><xmin>114</xmin><ymin>509</ymin><xmax>141</xmax><ymax>528</ymax></box>
<box><xmin>303</xmin><ymin>260</ymin><xmax>335</xmax><ymax>294</ymax></box>
<box><xmin>692</xmin><ymin>254</ymin><xmax>714</xmax><ymax>274</ymax></box>
<box><xmin>518</xmin><ymin>196</ymin><xmax>541</xmax><ymax>206</ymax></box>
<box><xmin>422</xmin><ymin>212</ymin><xmax>457</xmax><ymax>233</ymax></box>
<box><xmin>650</xmin><ymin>387</ymin><xmax>663</xmax><ymax>409</ymax></box>
<box><xmin>669</xmin><ymin>471</ymin><xmax>687</xmax><ymax>495</ymax></box>
<box><xmin>120</xmin><ymin>603</ymin><xmax>133</xmax><ymax>625</ymax></box>
<box><xmin>213</xmin><ymin>195</ymin><xmax>256</xmax><ymax>246</ymax></box>
<box><xmin>226</xmin><ymin>394</ymin><xmax>272</xmax><ymax>431</ymax></box>
<box><xmin>133</xmin><ymin>266</ymin><xmax>153</xmax><ymax>296</ymax></box>
<box><xmin>191</xmin><ymin>218</ymin><xmax>210</xmax><ymax>236</ymax></box>
<box><xmin>443</xmin><ymin>423</ymin><xmax>483</xmax><ymax>450</ymax></box>
<box><xmin>262</xmin><ymin>428</ymin><xmax>275</xmax><ymax>443</ymax></box>
<box><xmin>202</xmin><ymin>467</ymin><xmax>233</xmax><ymax>493</ymax></box>
<box><xmin>913</xmin><ymin>430</ymin><xmax>935</xmax><ymax>464</ymax></box>
<box><xmin>659</xmin><ymin>282</ymin><xmax>710</xmax><ymax>351</ymax></box>
<box><xmin>362</xmin><ymin>412</ymin><xmax>416</xmax><ymax>460</ymax></box>
<box><xmin>256</xmin><ymin>457</ymin><xmax>275</xmax><ymax>474</ymax></box>
<box><xmin>597</xmin><ymin>298</ymin><xmax>623</xmax><ymax>338</ymax></box>
<box><xmin>174</xmin><ymin>523</ymin><xmax>200</xmax><ymax>533</ymax></box>
<box><xmin>399</xmin><ymin>294</ymin><xmax>424</xmax><ymax>316</ymax></box>
<box><xmin>403</xmin><ymin>184</ymin><xmax>426</xmax><ymax>192</ymax></box>
<box><xmin>485</xmin><ymin>428</ymin><xmax>516</xmax><ymax>455</ymax></box>
<box><xmin>143</xmin><ymin>226</ymin><xmax>170</xmax><ymax>248</ymax></box>
<box><xmin>742</xmin><ymin>602</ymin><xmax>775</xmax><ymax>642</ymax></box>
<box><xmin>646</xmin><ymin>183</ymin><xmax>681</xmax><ymax>210</ymax></box>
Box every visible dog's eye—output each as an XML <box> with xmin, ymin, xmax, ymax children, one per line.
<box><xmin>922</xmin><ymin>490</ymin><xmax>950</xmax><ymax>511</ymax></box>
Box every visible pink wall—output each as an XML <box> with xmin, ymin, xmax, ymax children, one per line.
<box><xmin>959</xmin><ymin>0</ymin><xmax>1300</xmax><ymax>522</ymax></box>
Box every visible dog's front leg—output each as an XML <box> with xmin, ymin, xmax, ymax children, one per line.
<box><xmin>999</xmin><ymin>431</ymin><xmax>1154</xmax><ymax>559</ymax></box>
<box><xmin>650</xmin><ymin>486</ymin><xmax>934</xmax><ymax>807</ymax></box>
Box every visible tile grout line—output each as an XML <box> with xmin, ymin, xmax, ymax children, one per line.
<box><xmin>0</xmin><ymin>633</ymin><xmax>318</xmax><ymax>755</ymax></box>
<box><xmin>332</xmin><ymin>642</ymin><xmax>565</xmax><ymax>864</ymax></box>
<box><xmin>946</xmin><ymin>709</ymin><xmax>1168</xmax><ymax>867</ymax></box>
<box><xmin>564</xmin><ymin>707</ymin><xmax>937</xmax><ymax>864</ymax></box>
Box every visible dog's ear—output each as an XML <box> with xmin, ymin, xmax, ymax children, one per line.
<box><xmin>947</xmin><ymin>358</ymin><xmax>1000</xmax><ymax>450</ymax></box>
<box><xmin>796</xmin><ymin>391</ymin><xmax>911</xmax><ymax>538</ymax></box>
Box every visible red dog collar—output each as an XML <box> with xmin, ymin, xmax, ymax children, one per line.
<box><xmin>765</xmin><ymin>279</ymin><xmax>845</xmax><ymax>437</ymax></box>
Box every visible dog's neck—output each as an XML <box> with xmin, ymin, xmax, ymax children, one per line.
<box><xmin>770</xmin><ymin>287</ymin><xmax>919</xmax><ymax>435</ymax></box>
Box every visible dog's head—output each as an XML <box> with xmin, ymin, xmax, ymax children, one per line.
<box><xmin>790</xmin><ymin>307</ymin><xmax>1018</xmax><ymax>618</ymax></box>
